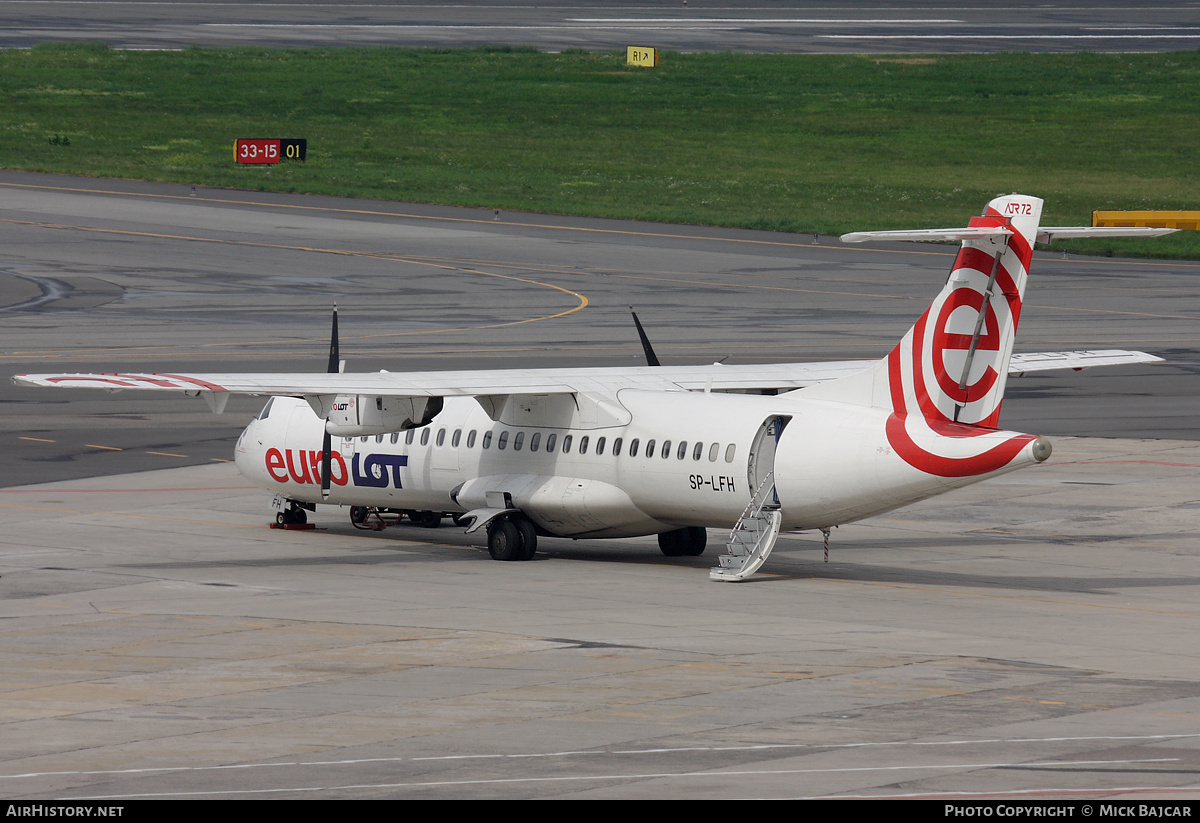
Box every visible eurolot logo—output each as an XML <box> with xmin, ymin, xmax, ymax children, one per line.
<box><xmin>265</xmin><ymin>448</ymin><xmax>408</xmax><ymax>489</ymax></box>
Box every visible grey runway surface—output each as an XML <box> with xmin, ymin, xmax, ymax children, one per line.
<box><xmin>2</xmin><ymin>443</ymin><xmax>1199</xmax><ymax>799</ymax></box>
<box><xmin>1</xmin><ymin>172</ymin><xmax>1199</xmax><ymax>799</ymax></box>
<box><xmin>1</xmin><ymin>0</ymin><xmax>1198</xmax><ymax>53</ymax></box>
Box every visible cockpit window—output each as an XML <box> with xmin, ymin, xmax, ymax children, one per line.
<box><xmin>256</xmin><ymin>398</ymin><xmax>274</xmax><ymax>420</ymax></box>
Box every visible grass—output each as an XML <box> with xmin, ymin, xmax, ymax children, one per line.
<box><xmin>2</xmin><ymin>44</ymin><xmax>1198</xmax><ymax>257</ymax></box>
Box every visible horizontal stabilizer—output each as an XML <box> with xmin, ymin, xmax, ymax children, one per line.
<box><xmin>1036</xmin><ymin>226</ymin><xmax>1178</xmax><ymax>243</ymax></box>
<box><xmin>1008</xmin><ymin>349</ymin><xmax>1163</xmax><ymax>375</ymax></box>
<box><xmin>842</xmin><ymin>226</ymin><xmax>1179</xmax><ymax>245</ymax></box>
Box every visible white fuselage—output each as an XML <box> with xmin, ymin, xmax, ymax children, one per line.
<box><xmin>234</xmin><ymin>388</ymin><xmax>1045</xmax><ymax>539</ymax></box>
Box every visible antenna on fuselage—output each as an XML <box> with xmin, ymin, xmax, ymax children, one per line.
<box><xmin>321</xmin><ymin>303</ymin><xmax>339</xmax><ymax>499</ymax></box>
<box><xmin>629</xmin><ymin>307</ymin><xmax>661</xmax><ymax>367</ymax></box>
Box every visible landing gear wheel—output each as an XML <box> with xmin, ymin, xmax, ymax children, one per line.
<box><xmin>292</xmin><ymin>508</ymin><xmax>307</xmax><ymax>525</ymax></box>
<box><xmin>659</xmin><ymin>527</ymin><xmax>706</xmax><ymax>557</ymax></box>
<box><xmin>350</xmin><ymin>506</ymin><xmax>369</xmax><ymax>528</ymax></box>
<box><xmin>658</xmin><ymin>529</ymin><xmax>685</xmax><ymax>557</ymax></box>
<box><xmin>515</xmin><ymin>518</ymin><xmax>538</xmax><ymax>561</ymax></box>
<box><xmin>682</xmin><ymin>526</ymin><xmax>706</xmax><ymax>556</ymax></box>
<box><xmin>487</xmin><ymin>518</ymin><xmax>522</xmax><ymax>561</ymax></box>
<box><xmin>276</xmin><ymin>511</ymin><xmax>290</xmax><ymax>527</ymax></box>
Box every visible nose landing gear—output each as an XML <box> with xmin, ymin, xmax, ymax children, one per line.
<box><xmin>270</xmin><ymin>499</ymin><xmax>315</xmax><ymax>530</ymax></box>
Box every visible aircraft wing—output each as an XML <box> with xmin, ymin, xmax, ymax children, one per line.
<box><xmin>15</xmin><ymin>350</ymin><xmax>1161</xmax><ymax>397</ymax></box>
<box><xmin>13</xmin><ymin>362</ymin><xmax>865</xmax><ymax>397</ymax></box>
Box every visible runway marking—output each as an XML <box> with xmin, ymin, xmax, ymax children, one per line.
<box><xmin>7</xmin><ymin>733</ymin><xmax>1197</xmax><ymax>782</ymax></box>
<box><xmin>0</xmin><ymin>216</ymin><xmax>589</xmax><ymax>338</ymax></box>
<box><xmin>18</xmin><ymin>436</ymin><xmax>56</xmax><ymax>442</ymax></box>
<box><xmin>569</xmin><ymin>18</ymin><xmax>962</xmax><ymax>24</ymax></box>
<box><xmin>146</xmin><ymin>451</ymin><xmax>188</xmax><ymax>458</ymax></box>
<box><xmin>84</xmin><ymin>444</ymin><xmax>122</xmax><ymax>451</ymax></box>
<box><xmin>61</xmin><ymin>758</ymin><xmax>1184</xmax><ymax>799</ymax></box>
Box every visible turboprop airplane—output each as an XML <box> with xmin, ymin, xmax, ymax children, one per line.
<box><xmin>14</xmin><ymin>194</ymin><xmax>1175</xmax><ymax>581</ymax></box>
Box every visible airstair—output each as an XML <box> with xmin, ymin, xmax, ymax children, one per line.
<box><xmin>710</xmin><ymin>472</ymin><xmax>782</xmax><ymax>582</ymax></box>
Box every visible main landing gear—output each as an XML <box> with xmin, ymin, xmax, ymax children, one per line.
<box><xmin>349</xmin><ymin>507</ymin><xmax>445</xmax><ymax>531</ymax></box>
<box><xmin>486</xmin><ymin>515</ymin><xmax>538</xmax><ymax>562</ymax></box>
<box><xmin>658</xmin><ymin>527</ymin><xmax>707</xmax><ymax>557</ymax></box>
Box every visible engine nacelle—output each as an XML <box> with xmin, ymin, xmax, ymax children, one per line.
<box><xmin>308</xmin><ymin>394</ymin><xmax>443</xmax><ymax>437</ymax></box>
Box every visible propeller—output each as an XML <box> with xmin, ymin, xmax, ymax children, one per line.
<box><xmin>321</xmin><ymin>304</ymin><xmax>339</xmax><ymax>499</ymax></box>
<box><xmin>629</xmin><ymin>307</ymin><xmax>661</xmax><ymax>367</ymax></box>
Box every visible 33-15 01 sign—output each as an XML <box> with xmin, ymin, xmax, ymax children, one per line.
<box><xmin>234</xmin><ymin>139</ymin><xmax>307</xmax><ymax>164</ymax></box>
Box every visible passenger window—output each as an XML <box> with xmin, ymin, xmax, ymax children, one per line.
<box><xmin>391</xmin><ymin>432</ymin><xmax>399</xmax><ymax>445</ymax></box>
<box><xmin>513</xmin><ymin>431</ymin><xmax>524</xmax><ymax>451</ymax></box>
<box><xmin>612</xmin><ymin>437</ymin><xmax>623</xmax><ymax>456</ymax></box>
<box><xmin>420</xmin><ymin>429</ymin><xmax>430</xmax><ymax>446</ymax></box>
<box><xmin>452</xmin><ymin>429</ymin><xmax>462</xmax><ymax>448</ymax></box>
<box><xmin>562</xmin><ymin>434</ymin><xmax>573</xmax><ymax>453</ymax></box>
<box><xmin>708</xmin><ymin>442</ymin><xmax>719</xmax><ymax>462</ymax></box>
<box><xmin>629</xmin><ymin>438</ymin><xmax>639</xmax><ymax>457</ymax></box>
<box><xmin>436</xmin><ymin>428</ymin><xmax>446</xmax><ymax>447</ymax></box>
<box><xmin>579</xmin><ymin>436</ymin><xmax>589</xmax><ymax>454</ymax></box>
<box><xmin>596</xmin><ymin>437</ymin><xmax>606</xmax><ymax>455</ymax></box>
<box><xmin>725</xmin><ymin>444</ymin><xmax>736</xmax><ymax>463</ymax></box>
<box><xmin>360</xmin><ymin>436</ymin><xmax>368</xmax><ymax>443</ymax></box>
<box><xmin>693</xmin><ymin>442</ymin><xmax>703</xmax><ymax>461</ymax></box>
<box><xmin>546</xmin><ymin>433</ymin><xmax>557</xmax><ymax>452</ymax></box>
<box><xmin>467</xmin><ymin>430</ymin><xmax>476</xmax><ymax>448</ymax></box>
<box><xmin>677</xmin><ymin>441</ymin><xmax>687</xmax><ymax>460</ymax></box>
<box><xmin>498</xmin><ymin>431</ymin><xmax>509</xmax><ymax>450</ymax></box>
<box><xmin>376</xmin><ymin>434</ymin><xmax>384</xmax><ymax>443</ymax></box>
<box><xmin>482</xmin><ymin>431</ymin><xmax>492</xmax><ymax>449</ymax></box>
<box><xmin>645</xmin><ymin>439</ymin><xmax>655</xmax><ymax>457</ymax></box>
<box><xmin>530</xmin><ymin>432</ymin><xmax>541</xmax><ymax>452</ymax></box>
<box><xmin>406</xmin><ymin>430</ymin><xmax>415</xmax><ymax>445</ymax></box>
<box><xmin>661</xmin><ymin>440</ymin><xmax>671</xmax><ymax>459</ymax></box>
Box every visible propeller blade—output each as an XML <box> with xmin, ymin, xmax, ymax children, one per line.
<box><xmin>321</xmin><ymin>430</ymin><xmax>333</xmax><ymax>499</ymax></box>
<box><xmin>326</xmin><ymin>303</ymin><xmax>340</xmax><ymax>375</ymax></box>
<box><xmin>629</xmin><ymin>307</ymin><xmax>661</xmax><ymax>367</ymax></box>
<box><xmin>322</xmin><ymin>304</ymin><xmax>338</xmax><ymax>499</ymax></box>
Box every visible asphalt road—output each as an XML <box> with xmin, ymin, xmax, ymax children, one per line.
<box><xmin>1</xmin><ymin>0</ymin><xmax>1198</xmax><ymax>52</ymax></box>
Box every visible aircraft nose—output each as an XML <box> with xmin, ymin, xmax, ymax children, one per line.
<box><xmin>233</xmin><ymin>419</ymin><xmax>263</xmax><ymax>479</ymax></box>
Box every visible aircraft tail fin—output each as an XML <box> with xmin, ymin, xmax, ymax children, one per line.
<box><xmin>809</xmin><ymin>193</ymin><xmax>1044</xmax><ymax>428</ymax></box>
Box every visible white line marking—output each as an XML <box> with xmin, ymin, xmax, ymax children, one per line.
<box><xmin>8</xmin><ymin>732</ymin><xmax>1199</xmax><ymax>782</ymax></box>
<box><xmin>65</xmin><ymin>759</ymin><xmax>1183</xmax><ymax>799</ymax></box>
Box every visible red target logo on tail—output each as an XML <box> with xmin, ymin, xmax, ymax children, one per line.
<box><xmin>882</xmin><ymin>198</ymin><xmax>1042</xmax><ymax>476</ymax></box>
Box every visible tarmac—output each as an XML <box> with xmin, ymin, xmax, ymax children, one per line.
<box><xmin>0</xmin><ymin>173</ymin><xmax>1198</xmax><ymax>798</ymax></box>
